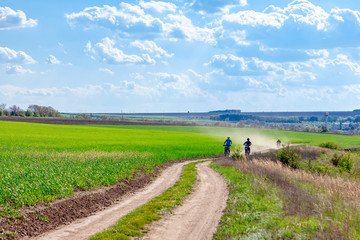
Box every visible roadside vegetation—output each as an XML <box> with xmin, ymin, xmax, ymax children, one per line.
<box><xmin>90</xmin><ymin>161</ymin><xmax>201</xmax><ymax>240</ymax></box>
<box><xmin>0</xmin><ymin>122</ymin><xmax>221</xmax><ymax>221</ymax></box>
<box><xmin>213</xmin><ymin>145</ymin><xmax>360</xmax><ymax>239</ymax></box>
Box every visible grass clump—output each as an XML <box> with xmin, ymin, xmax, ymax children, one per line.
<box><xmin>331</xmin><ymin>153</ymin><xmax>354</xmax><ymax>173</ymax></box>
<box><xmin>276</xmin><ymin>145</ymin><xmax>300</xmax><ymax>169</ymax></box>
<box><xmin>319</xmin><ymin>142</ymin><xmax>341</xmax><ymax>150</ymax></box>
<box><xmin>90</xmin><ymin>161</ymin><xmax>201</xmax><ymax>240</ymax></box>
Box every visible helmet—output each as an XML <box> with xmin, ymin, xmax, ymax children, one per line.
<box><xmin>227</xmin><ymin>136</ymin><xmax>230</xmax><ymax>139</ymax></box>
<box><xmin>247</xmin><ymin>138</ymin><xmax>250</xmax><ymax>141</ymax></box>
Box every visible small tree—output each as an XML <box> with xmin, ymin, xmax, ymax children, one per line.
<box><xmin>25</xmin><ymin>109</ymin><xmax>34</xmax><ymax>117</ymax></box>
<box><xmin>0</xmin><ymin>110</ymin><xmax>3</xmax><ymax>116</ymax></box>
<box><xmin>9</xmin><ymin>105</ymin><xmax>22</xmax><ymax>116</ymax></box>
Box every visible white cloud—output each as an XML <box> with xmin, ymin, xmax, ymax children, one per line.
<box><xmin>5</xmin><ymin>65</ymin><xmax>34</xmax><ymax>74</ymax></box>
<box><xmin>66</xmin><ymin>4</ymin><xmax>164</xmax><ymax>37</ymax></box>
<box><xmin>0</xmin><ymin>46</ymin><xmax>36</xmax><ymax>64</ymax></box>
<box><xmin>206</xmin><ymin>54</ymin><xmax>317</xmax><ymax>85</ymax></box>
<box><xmin>139</xmin><ymin>1</ymin><xmax>177</xmax><ymax>13</ymax></box>
<box><xmin>220</xmin><ymin>0</ymin><xmax>360</xmax><ymax>48</ymax></box>
<box><xmin>0</xmin><ymin>85</ymin><xmax>59</xmax><ymax>97</ymax></box>
<box><xmin>98</xmin><ymin>68</ymin><xmax>114</xmax><ymax>75</ymax></box>
<box><xmin>0</xmin><ymin>7</ymin><xmax>37</xmax><ymax>30</ymax></box>
<box><xmin>165</xmin><ymin>14</ymin><xmax>217</xmax><ymax>43</ymax></box>
<box><xmin>46</xmin><ymin>54</ymin><xmax>62</xmax><ymax>64</ymax></box>
<box><xmin>151</xmin><ymin>72</ymin><xmax>205</xmax><ymax>97</ymax></box>
<box><xmin>66</xmin><ymin>3</ymin><xmax>218</xmax><ymax>43</ymax></box>
<box><xmin>130</xmin><ymin>40</ymin><xmax>173</xmax><ymax>58</ymax></box>
<box><xmin>86</xmin><ymin>37</ymin><xmax>155</xmax><ymax>64</ymax></box>
<box><xmin>222</xmin><ymin>0</ymin><xmax>328</xmax><ymax>30</ymax></box>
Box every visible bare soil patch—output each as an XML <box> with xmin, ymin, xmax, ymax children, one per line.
<box><xmin>0</xmin><ymin>117</ymin><xmax>192</xmax><ymax>126</ymax></box>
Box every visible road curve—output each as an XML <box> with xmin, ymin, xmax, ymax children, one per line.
<box><xmin>143</xmin><ymin>161</ymin><xmax>228</xmax><ymax>240</ymax></box>
<box><xmin>32</xmin><ymin>160</ymin><xmax>198</xmax><ymax>240</ymax></box>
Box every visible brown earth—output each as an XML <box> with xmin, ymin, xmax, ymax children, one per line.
<box><xmin>0</xmin><ymin>117</ymin><xmax>193</xmax><ymax>126</ymax></box>
<box><xmin>0</xmin><ymin>157</ymin><xmax>219</xmax><ymax>240</ymax></box>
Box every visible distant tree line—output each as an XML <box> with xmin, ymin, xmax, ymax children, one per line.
<box><xmin>211</xmin><ymin>114</ymin><xmax>360</xmax><ymax>124</ymax></box>
<box><xmin>0</xmin><ymin>104</ymin><xmax>61</xmax><ymax>117</ymax></box>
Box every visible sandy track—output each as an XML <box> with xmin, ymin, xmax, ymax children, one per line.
<box><xmin>143</xmin><ymin>161</ymin><xmax>228</xmax><ymax>240</ymax></box>
<box><xmin>33</xmin><ymin>160</ymin><xmax>197</xmax><ymax>240</ymax></box>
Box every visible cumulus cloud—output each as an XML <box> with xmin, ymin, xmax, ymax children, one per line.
<box><xmin>0</xmin><ymin>85</ymin><xmax>59</xmax><ymax>97</ymax></box>
<box><xmin>86</xmin><ymin>37</ymin><xmax>155</xmax><ymax>64</ymax></box>
<box><xmin>130</xmin><ymin>40</ymin><xmax>173</xmax><ymax>58</ymax></box>
<box><xmin>66</xmin><ymin>4</ymin><xmax>164</xmax><ymax>37</ymax></box>
<box><xmin>0</xmin><ymin>46</ymin><xmax>36</xmax><ymax>64</ymax></box>
<box><xmin>0</xmin><ymin>7</ymin><xmax>37</xmax><ymax>30</ymax></box>
<box><xmin>165</xmin><ymin>14</ymin><xmax>217</xmax><ymax>43</ymax></box>
<box><xmin>5</xmin><ymin>65</ymin><xmax>34</xmax><ymax>74</ymax></box>
<box><xmin>139</xmin><ymin>1</ymin><xmax>177</xmax><ymax>13</ymax></box>
<box><xmin>66</xmin><ymin>3</ymin><xmax>217</xmax><ymax>43</ymax></box>
<box><xmin>221</xmin><ymin>0</ymin><xmax>360</xmax><ymax>48</ymax></box>
<box><xmin>46</xmin><ymin>54</ymin><xmax>62</xmax><ymax>64</ymax></box>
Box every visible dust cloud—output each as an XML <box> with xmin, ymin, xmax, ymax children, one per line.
<box><xmin>199</xmin><ymin>127</ymin><xmax>288</xmax><ymax>152</ymax></box>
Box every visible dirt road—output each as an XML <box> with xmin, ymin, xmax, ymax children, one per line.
<box><xmin>143</xmin><ymin>161</ymin><xmax>228</xmax><ymax>240</ymax></box>
<box><xmin>33</xmin><ymin>159</ymin><xmax>228</xmax><ymax>240</ymax></box>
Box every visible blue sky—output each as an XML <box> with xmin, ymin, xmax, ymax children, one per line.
<box><xmin>1</xmin><ymin>0</ymin><xmax>360</xmax><ymax>113</ymax></box>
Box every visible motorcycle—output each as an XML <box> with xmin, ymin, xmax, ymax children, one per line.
<box><xmin>244</xmin><ymin>145</ymin><xmax>250</xmax><ymax>156</ymax></box>
<box><xmin>224</xmin><ymin>145</ymin><xmax>231</xmax><ymax>157</ymax></box>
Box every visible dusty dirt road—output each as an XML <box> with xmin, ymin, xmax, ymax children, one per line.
<box><xmin>33</xmin><ymin>160</ymin><xmax>196</xmax><ymax>240</ymax></box>
<box><xmin>143</xmin><ymin>161</ymin><xmax>228</xmax><ymax>240</ymax></box>
<box><xmin>33</xmin><ymin>159</ymin><xmax>228</xmax><ymax>240</ymax></box>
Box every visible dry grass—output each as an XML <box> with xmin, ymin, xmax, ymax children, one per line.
<box><xmin>241</xmin><ymin>159</ymin><xmax>360</xmax><ymax>203</ymax></box>
<box><xmin>217</xmin><ymin>157</ymin><xmax>360</xmax><ymax>239</ymax></box>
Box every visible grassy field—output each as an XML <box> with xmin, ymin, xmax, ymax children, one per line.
<box><xmin>0</xmin><ymin>121</ymin><xmax>222</xmax><ymax>218</ymax></box>
<box><xmin>1</xmin><ymin>121</ymin><xmax>359</xmax><ymax>219</ymax></box>
<box><xmin>89</xmin><ymin>125</ymin><xmax>360</xmax><ymax>148</ymax></box>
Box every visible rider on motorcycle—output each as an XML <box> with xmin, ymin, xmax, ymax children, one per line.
<box><xmin>243</xmin><ymin>138</ymin><xmax>252</xmax><ymax>154</ymax></box>
<box><xmin>223</xmin><ymin>136</ymin><xmax>232</xmax><ymax>156</ymax></box>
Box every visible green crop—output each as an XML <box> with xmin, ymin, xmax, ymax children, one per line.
<box><xmin>0</xmin><ymin>121</ymin><xmax>222</xmax><ymax>217</ymax></box>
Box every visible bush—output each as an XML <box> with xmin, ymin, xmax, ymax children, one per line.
<box><xmin>330</xmin><ymin>153</ymin><xmax>353</xmax><ymax>173</ymax></box>
<box><xmin>276</xmin><ymin>145</ymin><xmax>300</xmax><ymax>169</ymax></box>
<box><xmin>319</xmin><ymin>142</ymin><xmax>340</xmax><ymax>150</ymax></box>
<box><xmin>231</xmin><ymin>146</ymin><xmax>245</xmax><ymax>160</ymax></box>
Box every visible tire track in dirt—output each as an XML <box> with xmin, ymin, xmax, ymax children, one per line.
<box><xmin>142</xmin><ymin>161</ymin><xmax>228</xmax><ymax>240</ymax></box>
<box><xmin>32</xmin><ymin>160</ymin><xmax>200</xmax><ymax>240</ymax></box>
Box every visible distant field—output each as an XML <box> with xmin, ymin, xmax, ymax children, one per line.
<box><xmin>0</xmin><ymin>121</ymin><xmax>222</xmax><ymax>217</ymax></box>
<box><xmin>95</xmin><ymin>125</ymin><xmax>360</xmax><ymax>149</ymax></box>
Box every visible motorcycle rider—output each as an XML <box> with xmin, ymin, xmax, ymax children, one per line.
<box><xmin>243</xmin><ymin>138</ymin><xmax>252</xmax><ymax>154</ymax></box>
<box><xmin>223</xmin><ymin>136</ymin><xmax>232</xmax><ymax>156</ymax></box>
<box><xmin>276</xmin><ymin>139</ymin><xmax>282</xmax><ymax>148</ymax></box>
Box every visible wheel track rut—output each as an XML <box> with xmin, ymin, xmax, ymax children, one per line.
<box><xmin>32</xmin><ymin>159</ymin><xmax>228</xmax><ymax>240</ymax></box>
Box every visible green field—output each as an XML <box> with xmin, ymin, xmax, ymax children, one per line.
<box><xmin>95</xmin><ymin>125</ymin><xmax>360</xmax><ymax>148</ymax></box>
<box><xmin>1</xmin><ymin>121</ymin><xmax>360</xmax><ymax>219</ymax></box>
<box><xmin>0</xmin><ymin>121</ymin><xmax>222</xmax><ymax>217</ymax></box>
